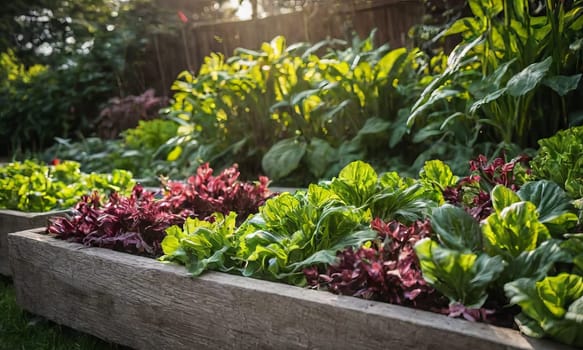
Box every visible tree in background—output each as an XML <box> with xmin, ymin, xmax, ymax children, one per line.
<box><xmin>0</xmin><ymin>0</ymin><xmax>176</xmax><ymax>156</ymax></box>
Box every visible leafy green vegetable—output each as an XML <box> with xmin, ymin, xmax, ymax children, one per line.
<box><xmin>0</xmin><ymin>160</ymin><xmax>134</xmax><ymax>212</ymax></box>
<box><xmin>419</xmin><ymin>160</ymin><xmax>458</xmax><ymax>204</ymax></box>
<box><xmin>499</xmin><ymin>240</ymin><xmax>571</xmax><ymax>285</ymax></box>
<box><xmin>505</xmin><ymin>274</ymin><xmax>583</xmax><ymax>347</ymax></box>
<box><xmin>430</xmin><ymin>204</ymin><xmax>482</xmax><ymax>251</ymax></box>
<box><xmin>238</xmin><ymin>184</ymin><xmax>377</xmax><ymax>284</ymax></box>
<box><xmin>415</xmin><ymin>238</ymin><xmax>506</xmax><ymax>308</ymax></box>
<box><xmin>482</xmin><ymin>201</ymin><xmax>549</xmax><ymax>260</ymax></box>
<box><xmin>160</xmin><ymin>212</ymin><xmax>245</xmax><ymax>275</ymax></box>
<box><xmin>329</xmin><ymin>160</ymin><xmax>378</xmax><ymax>207</ymax></box>
<box><xmin>517</xmin><ymin>180</ymin><xmax>578</xmax><ymax>235</ymax></box>
<box><xmin>531</xmin><ymin>125</ymin><xmax>583</xmax><ymax>199</ymax></box>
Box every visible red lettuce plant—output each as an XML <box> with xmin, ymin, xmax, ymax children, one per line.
<box><xmin>305</xmin><ymin>218</ymin><xmax>445</xmax><ymax>311</ymax></box>
<box><xmin>48</xmin><ymin>163</ymin><xmax>273</xmax><ymax>257</ymax></box>
<box><xmin>161</xmin><ymin>163</ymin><xmax>271</xmax><ymax>223</ymax></box>
<box><xmin>48</xmin><ymin>185</ymin><xmax>181</xmax><ymax>256</ymax></box>
<box><xmin>443</xmin><ymin>154</ymin><xmax>530</xmax><ymax>220</ymax></box>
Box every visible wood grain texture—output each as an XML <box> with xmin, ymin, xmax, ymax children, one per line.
<box><xmin>9</xmin><ymin>229</ymin><xmax>571</xmax><ymax>350</ymax></box>
<box><xmin>0</xmin><ymin>210</ymin><xmax>64</xmax><ymax>276</ymax></box>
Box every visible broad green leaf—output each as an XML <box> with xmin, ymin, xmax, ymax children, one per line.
<box><xmin>330</xmin><ymin>161</ymin><xmax>378</xmax><ymax>207</ymax></box>
<box><xmin>505</xmin><ymin>274</ymin><xmax>583</xmax><ymax>347</ymax></box>
<box><xmin>543</xmin><ymin>74</ymin><xmax>582</xmax><ymax>97</ymax></box>
<box><xmin>262</xmin><ymin>138</ymin><xmax>307</xmax><ymax>180</ymax></box>
<box><xmin>469</xmin><ymin>88</ymin><xmax>507</xmax><ymax>114</ymax></box>
<box><xmin>161</xmin><ymin>225</ymin><xmax>184</xmax><ymax>255</ymax></box>
<box><xmin>376</xmin><ymin>48</ymin><xmax>407</xmax><ymax>79</ymax></box>
<box><xmin>514</xmin><ymin>312</ymin><xmax>546</xmax><ymax>338</ymax></box>
<box><xmin>419</xmin><ymin>160</ymin><xmax>458</xmax><ymax>195</ymax></box>
<box><xmin>491</xmin><ymin>185</ymin><xmax>521</xmax><ymax>213</ymax></box>
<box><xmin>561</xmin><ymin>235</ymin><xmax>583</xmax><ymax>274</ymax></box>
<box><xmin>517</xmin><ymin>180</ymin><xmax>578</xmax><ymax>235</ymax></box>
<box><xmin>506</xmin><ymin>57</ymin><xmax>552</xmax><ymax>97</ymax></box>
<box><xmin>538</xmin><ymin>275</ymin><xmax>583</xmax><ymax>319</ymax></box>
<box><xmin>356</xmin><ymin>117</ymin><xmax>391</xmax><ymax>136</ymax></box>
<box><xmin>379</xmin><ymin>171</ymin><xmax>413</xmax><ymax>190</ymax></box>
<box><xmin>415</xmin><ymin>238</ymin><xmax>505</xmax><ymax>308</ymax></box>
<box><xmin>306</xmin><ymin>184</ymin><xmax>338</xmax><ymax>208</ymax></box>
<box><xmin>468</xmin><ymin>0</ymin><xmax>485</xmax><ymax>19</ymax></box>
<box><xmin>369</xmin><ymin>183</ymin><xmax>435</xmax><ymax>223</ymax></box>
<box><xmin>167</xmin><ymin>146</ymin><xmax>182</xmax><ymax>161</ymax></box>
<box><xmin>431</xmin><ymin>204</ymin><xmax>482</xmax><ymax>251</ymax></box>
<box><xmin>306</xmin><ymin>138</ymin><xmax>337</xmax><ymax>178</ymax></box>
<box><xmin>482</xmin><ymin>201</ymin><xmax>549</xmax><ymax>259</ymax></box>
<box><xmin>500</xmin><ymin>240</ymin><xmax>571</xmax><ymax>284</ymax></box>
<box><xmin>445</xmin><ymin>18</ymin><xmax>479</xmax><ymax>36</ymax></box>
<box><xmin>260</xmin><ymin>193</ymin><xmax>302</xmax><ymax>228</ymax></box>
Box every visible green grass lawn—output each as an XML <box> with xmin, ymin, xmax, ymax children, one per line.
<box><xmin>0</xmin><ymin>276</ymin><xmax>124</xmax><ymax>350</ymax></box>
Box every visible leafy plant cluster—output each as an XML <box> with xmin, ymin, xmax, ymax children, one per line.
<box><xmin>159</xmin><ymin>160</ymin><xmax>445</xmax><ymax>284</ymax></box>
<box><xmin>0</xmin><ymin>0</ymin><xmax>177</xmax><ymax>156</ymax></box>
<box><xmin>407</xmin><ymin>0</ymin><xmax>583</xmax><ymax>159</ymax></box>
<box><xmin>38</xmin><ymin>0</ymin><xmax>582</xmax><ymax>188</ymax></box>
<box><xmin>47</xmin><ymin>163</ymin><xmax>272</xmax><ymax>257</ymax></box>
<box><xmin>44</xmin><ymin>121</ymin><xmax>583</xmax><ymax>347</ymax></box>
<box><xmin>43</xmin><ymin>118</ymin><xmax>179</xmax><ymax>183</ymax></box>
<box><xmin>161</xmin><ymin>32</ymin><xmax>427</xmax><ymax>185</ymax></box>
<box><xmin>95</xmin><ymin>89</ymin><xmax>169</xmax><ymax>139</ymax></box>
<box><xmin>304</xmin><ymin>218</ymin><xmax>443</xmax><ymax>311</ymax></box>
<box><xmin>0</xmin><ymin>160</ymin><xmax>134</xmax><ymax>212</ymax></box>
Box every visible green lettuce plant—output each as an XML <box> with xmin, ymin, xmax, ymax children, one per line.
<box><xmin>160</xmin><ymin>160</ymin><xmax>441</xmax><ymax>285</ymax></box>
<box><xmin>530</xmin><ymin>125</ymin><xmax>583</xmax><ymax>199</ymax></box>
<box><xmin>0</xmin><ymin>160</ymin><xmax>134</xmax><ymax>212</ymax></box>
<box><xmin>505</xmin><ymin>274</ymin><xmax>583</xmax><ymax>347</ymax></box>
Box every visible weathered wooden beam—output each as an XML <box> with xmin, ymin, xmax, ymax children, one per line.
<box><xmin>9</xmin><ymin>229</ymin><xmax>571</xmax><ymax>350</ymax></box>
<box><xmin>0</xmin><ymin>210</ymin><xmax>62</xmax><ymax>276</ymax></box>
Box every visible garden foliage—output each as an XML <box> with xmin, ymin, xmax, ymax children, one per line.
<box><xmin>161</xmin><ymin>32</ymin><xmax>427</xmax><ymax>184</ymax></box>
<box><xmin>0</xmin><ymin>160</ymin><xmax>134</xmax><ymax>212</ymax></box>
<box><xmin>46</xmin><ymin>129</ymin><xmax>583</xmax><ymax>346</ymax></box>
<box><xmin>48</xmin><ymin>163</ymin><xmax>272</xmax><ymax>257</ymax></box>
<box><xmin>0</xmin><ymin>0</ymin><xmax>176</xmax><ymax>156</ymax></box>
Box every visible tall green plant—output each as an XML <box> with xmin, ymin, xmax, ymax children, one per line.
<box><xmin>164</xmin><ymin>33</ymin><xmax>425</xmax><ymax>185</ymax></box>
<box><xmin>407</xmin><ymin>0</ymin><xmax>583</xmax><ymax>154</ymax></box>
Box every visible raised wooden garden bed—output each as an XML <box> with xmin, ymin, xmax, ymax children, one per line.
<box><xmin>8</xmin><ymin>229</ymin><xmax>572</xmax><ymax>350</ymax></box>
<box><xmin>0</xmin><ymin>210</ymin><xmax>65</xmax><ymax>276</ymax></box>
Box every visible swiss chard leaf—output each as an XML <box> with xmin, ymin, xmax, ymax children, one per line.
<box><xmin>517</xmin><ymin>180</ymin><xmax>578</xmax><ymax>235</ymax></box>
<box><xmin>505</xmin><ymin>274</ymin><xmax>583</xmax><ymax>347</ymax></box>
<box><xmin>430</xmin><ymin>204</ymin><xmax>482</xmax><ymax>251</ymax></box>
<box><xmin>482</xmin><ymin>201</ymin><xmax>550</xmax><ymax>260</ymax></box>
<box><xmin>415</xmin><ymin>238</ymin><xmax>505</xmax><ymax>308</ymax></box>
<box><xmin>330</xmin><ymin>160</ymin><xmax>378</xmax><ymax>207</ymax></box>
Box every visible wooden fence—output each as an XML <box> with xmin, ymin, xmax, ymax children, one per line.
<box><xmin>142</xmin><ymin>0</ymin><xmax>424</xmax><ymax>96</ymax></box>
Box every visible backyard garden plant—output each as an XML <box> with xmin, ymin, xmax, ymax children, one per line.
<box><xmin>2</xmin><ymin>0</ymin><xmax>583</xmax><ymax>348</ymax></box>
<box><xmin>44</xmin><ymin>124</ymin><xmax>583</xmax><ymax>347</ymax></box>
<box><xmin>0</xmin><ymin>160</ymin><xmax>134</xmax><ymax>212</ymax></box>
